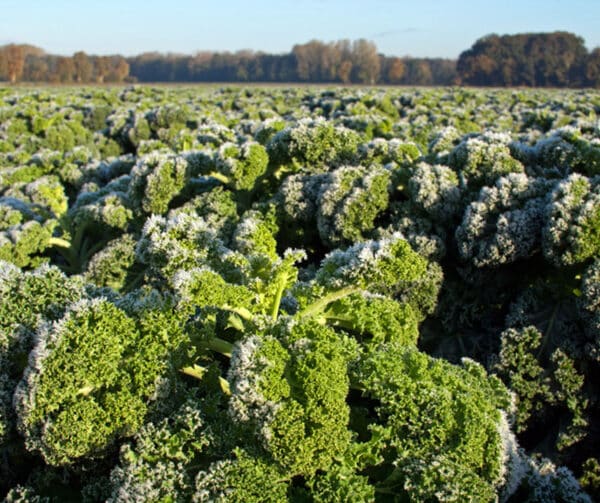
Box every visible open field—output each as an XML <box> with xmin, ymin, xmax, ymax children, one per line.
<box><xmin>1</xmin><ymin>85</ymin><xmax>599</xmax><ymax>501</ymax></box>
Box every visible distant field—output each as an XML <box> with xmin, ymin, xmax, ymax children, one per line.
<box><xmin>1</xmin><ymin>86</ymin><xmax>598</xmax><ymax>501</ymax></box>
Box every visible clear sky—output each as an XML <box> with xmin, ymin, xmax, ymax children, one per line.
<box><xmin>1</xmin><ymin>0</ymin><xmax>599</xmax><ymax>58</ymax></box>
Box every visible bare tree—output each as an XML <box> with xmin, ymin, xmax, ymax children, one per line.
<box><xmin>352</xmin><ymin>39</ymin><xmax>380</xmax><ymax>84</ymax></box>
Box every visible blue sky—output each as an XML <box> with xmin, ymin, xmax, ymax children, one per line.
<box><xmin>1</xmin><ymin>0</ymin><xmax>599</xmax><ymax>58</ymax></box>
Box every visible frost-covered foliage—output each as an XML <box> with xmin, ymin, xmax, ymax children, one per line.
<box><xmin>449</xmin><ymin>131</ymin><xmax>525</xmax><ymax>188</ymax></box>
<box><xmin>0</xmin><ymin>262</ymin><xmax>88</xmax><ymax>492</ymax></box>
<box><xmin>135</xmin><ymin>212</ymin><xmax>222</xmax><ymax>283</ymax></box>
<box><xmin>228</xmin><ymin>321</ymin><xmax>356</xmax><ymax>475</ymax></box>
<box><xmin>14</xmin><ymin>292</ymin><xmax>187</xmax><ymax>465</ymax></box>
<box><xmin>172</xmin><ymin>185</ymin><xmax>239</xmax><ymax>239</ymax></box>
<box><xmin>128</xmin><ymin>151</ymin><xmax>189</xmax><ymax>215</ymax></box>
<box><xmin>313</xmin><ymin>234</ymin><xmax>433</xmax><ymax>302</ymax></box>
<box><xmin>456</xmin><ymin>174</ymin><xmax>554</xmax><ymax>267</ymax></box>
<box><xmin>212</xmin><ymin>141</ymin><xmax>269</xmax><ymax>191</ymax></box>
<box><xmin>578</xmin><ymin>260</ymin><xmax>600</xmax><ymax>360</ymax></box>
<box><xmin>355</xmin><ymin>344</ymin><xmax>516</xmax><ymax>502</ymax></box>
<box><xmin>107</xmin><ymin>398</ymin><xmax>213</xmax><ymax>502</ymax></box>
<box><xmin>1</xmin><ymin>86</ymin><xmax>598</xmax><ymax>501</ymax></box>
<box><xmin>542</xmin><ymin>174</ymin><xmax>600</xmax><ymax>266</ymax></box>
<box><xmin>83</xmin><ymin>234</ymin><xmax>137</xmax><ymax>291</ymax></box>
<box><xmin>0</xmin><ymin>197</ymin><xmax>63</xmax><ymax>268</ymax></box>
<box><xmin>357</xmin><ymin>138</ymin><xmax>421</xmax><ymax>168</ymax></box>
<box><xmin>266</xmin><ymin>118</ymin><xmax>360</xmax><ymax>173</ymax></box>
<box><xmin>511</xmin><ymin>127</ymin><xmax>600</xmax><ymax>178</ymax></box>
<box><xmin>407</xmin><ymin>162</ymin><xmax>463</xmax><ymax>223</ymax></box>
<box><xmin>68</xmin><ymin>175</ymin><xmax>133</xmax><ymax>233</ymax></box>
<box><xmin>0</xmin><ymin>263</ymin><xmax>86</xmax><ymax>449</ymax></box>
<box><xmin>2</xmin><ymin>176</ymin><xmax>68</xmax><ymax>218</ymax></box>
<box><xmin>316</xmin><ymin>164</ymin><xmax>390</xmax><ymax>247</ymax></box>
<box><xmin>507</xmin><ymin>456</ymin><xmax>593</xmax><ymax>503</ymax></box>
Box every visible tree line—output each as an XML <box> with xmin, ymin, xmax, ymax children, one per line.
<box><xmin>0</xmin><ymin>32</ymin><xmax>599</xmax><ymax>87</ymax></box>
<box><xmin>0</xmin><ymin>39</ymin><xmax>456</xmax><ymax>86</ymax></box>
<box><xmin>457</xmin><ymin>32</ymin><xmax>600</xmax><ymax>87</ymax></box>
<box><xmin>0</xmin><ymin>45</ymin><xmax>130</xmax><ymax>84</ymax></box>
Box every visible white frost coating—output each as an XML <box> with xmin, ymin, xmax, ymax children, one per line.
<box><xmin>408</xmin><ymin>162</ymin><xmax>462</xmax><ymax>221</ymax></box>
<box><xmin>193</xmin><ymin>459</ymin><xmax>236</xmax><ymax>503</ymax></box>
<box><xmin>136</xmin><ymin>212</ymin><xmax>218</xmax><ymax>277</ymax></box>
<box><xmin>542</xmin><ymin>173</ymin><xmax>599</xmax><ymax>265</ymax></box>
<box><xmin>13</xmin><ymin>297</ymin><xmax>108</xmax><ymax>446</ymax></box>
<box><xmin>0</xmin><ymin>196</ymin><xmax>43</xmax><ymax>221</ymax></box>
<box><xmin>109</xmin><ymin>402</ymin><xmax>207</xmax><ymax>503</ymax></box>
<box><xmin>171</xmin><ymin>266</ymin><xmax>218</xmax><ymax>302</ymax></box>
<box><xmin>316</xmin><ymin>232</ymin><xmax>405</xmax><ymax>288</ymax></box>
<box><xmin>279</xmin><ymin>173</ymin><xmax>326</xmax><ymax>223</ymax></box>
<box><xmin>456</xmin><ymin>174</ymin><xmax>553</xmax><ymax>266</ymax></box>
<box><xmin>0</xmin><ymin>259</ymin><xmax>20</xmax><ymax>291</ymax></box>
<box><xmin>232</xmin><ymin>212</ymin><xmax>263</xmax><ymax>254</ymax></box>
<box><xmin>521</xmin><ymin>457</ymin><xmax>592</xmax><ymax>503</ymax></box>
<box><xmin>497</xmin><ymin>411</ymin><xmax>528</xmax><ymax>502</ymax></box>
<box><xmin>227</xmin><ymin>335</ymin><xmax>279</xmax><ymax>430</ymax></box>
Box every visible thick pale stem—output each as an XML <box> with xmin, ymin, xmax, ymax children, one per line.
<box><xmin>212</xmin><ymin>304</ymin><xmax>253</xmax><ymax>322</ymax></box>
<box><xmin>180</xmin><ymin>365</ymin><xmax>231</xmax><ymax>395</ymax></box>
<box><xmin>320</xmin><ymin>313</ymin><xmax>359</xmax><ymax>332</ymax></box>
<box><xmin>49</xmin><ymin>236</ymin><xmax>77</xmax><ymax>273</ymax></box>
<box><xmin>206</xmin><ymin>337</ymin><xmax>234</xmax><ymax>358</ymax></box>
<box><xmin>270</xmin><ymin>272</ymin><xmax>289</xmax><ymax>320</ymax></box>
<box><xmin>208</xmin><ymin>171</ymin><xmax>231</xmax><ymax>185</ymax></box>
<box><xmin>48</xmin><ymin>237</ymin><xmax>71</xmax><ymax>249</ymax></box>
<box><xmin>299</xmin><ymin>286</ymin><xmax>361</xmax><ymax>319</ymax></box>
<box><xmin>228</xmin><ymin>306</ymin><xmax>254</xmax><ymax>322</ymax></box>
<box><xmin>189</xmin><ymin>334</ymin><xmax>234</xmax><ymax>357</ymax></box>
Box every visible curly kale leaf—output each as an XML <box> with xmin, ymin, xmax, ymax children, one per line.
<box><xmin>14</xmin><ymin>293</ymin><xmax>187</xmax><ymax>465</ymax></box>
<box><xmin>542</xmin><ymin>174</ymin><xmax>600</xmax><ymax>266</ymax></box>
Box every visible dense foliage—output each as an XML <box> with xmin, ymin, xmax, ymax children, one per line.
<box><xmin>2</xmin><ymin>30</ymin><xmax>600</xmax><ymax>86</ymax></box>
<box><xmin>1</xmin><ymin>85</ymin><xmax>599</xmax><ymax>501</ymax></box>
<box><xmin>457</xmin><ymin>32</ymin><xmax>598</xmax><ymax>87</ymax></box>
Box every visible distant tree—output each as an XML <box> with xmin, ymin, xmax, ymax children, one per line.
<box><xmin>291</xmin><ymin>39</ymin><xmax>363</xmax><ymax>83</ymax></box>
<box><xmin>338</xmin><ymin>60</ymin><xmax>353</xmax><ymax>84</ymax></box>
<box><xmin>55</xmin><ymin>56</ymin><xmax>75</xmax><ymax>83</ymax></box>
<box><xmin>293</xmin><ymin>40</ymin><xmax>320</xmax><ymax>81</ymax></box>
<box><xmin>73</xmin><ymin>51</ymin><xmax>93</xmax><ymax>82</ymax></box>
<box><xmin>250</xmin><ymin>53</ymin><xmax>268</xmax><ymax>81</ymax></box>
<box><xmin>293</xmin><ymin>40</ymin><xmax>337</xmax><ymax>81</ymax></box>
<box><xmin>23</xmin><ymin>55</ymin><xmax>49</xmax><ymax>81</ymax></box>
<box><xmin>0</xmin><ymin>49</ymin><xmax>6</xmax><ymax>79</ymax></box>
<box><xmin>404</xmin><ymin>59</ymin><xmax>433</xmax><ymax>85</ymax></box>
<box><xmin>456</xmin><ymin>35</ymin><xmax>501</xmax><ymax>86</ymax></box>
<box><xmin>428</xmin><ymin>58</ymin><xmax>458</xmax><ymax>85</ymax></box>
<box><xmin>584</xmin><ymin>48</ymin><xmax>600</xmax><ymax>87</ymax></box>
<box><xmin>335</xmin><ymin>40</ymin><xmax>353</xmax><ymax>83</ymax></box>
<box><xmin>94</xmin><ymin>56</ymin><xmax>111</xmax><ymax>83</ymax></box>
<box><xmin>1</xmin><ymin>44</ymin><xmax>26</xmax><ymax>83</ymax></box>
<box><xmin>106</xmin><ymin>56</ymin><xmax>130</xmax><ymax>82</ymax></box>
<box><xmin>352</xmin><ymin>39</ymin><xmax>380</xmax><ymax>84</ymax></box>
<box><xmin>385</xmin><ymin>57</ymin><xmax>406</xmax><ymax>84</ymax></box>
<box><xmin>458</xmin><ymin>31</ymin><xmax>589</xmax><ymax>87</ymax></box>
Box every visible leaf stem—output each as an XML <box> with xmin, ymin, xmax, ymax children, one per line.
<box><xmin>48</xmin><ymin>237</ymin><xmax>71</xmax><ymax>249</ymax></box>
<box><xmin>179</xmin><ymin>365</ymin><xmax>231</xmax><ymax>395</ymax></box>
<box><xmin>299</xmin><ymin>286</ymin><xmax>361</xmax><ymax>319</ymax></box>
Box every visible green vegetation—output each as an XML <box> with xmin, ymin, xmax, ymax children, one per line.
<box><xmin>0</xmin><ymin>85</ymin><xmax>599</xmax><ymax>501</ymax></box>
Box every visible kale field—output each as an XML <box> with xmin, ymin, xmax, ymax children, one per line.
<box><xmin>1</xmin><ymin>85</ymin><xmax>599</xmax><ymax>501</ymax></box>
